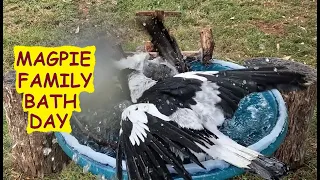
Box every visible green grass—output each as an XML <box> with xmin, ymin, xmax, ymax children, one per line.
<box><xmin>3</xmin><ymin>0</ymin><xmax>317</xmax><ymax>179</ymax></box>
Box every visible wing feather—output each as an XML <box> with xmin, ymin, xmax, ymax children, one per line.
<box><xmin>116</xmin><ymin>104</ymin><xmax>214</xmax><ymax>180</ymax></box>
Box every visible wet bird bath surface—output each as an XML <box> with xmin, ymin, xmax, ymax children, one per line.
<box><xmin>55</xmin><ymin>59</ymin><xmax>288</xmax><ymax>180</ymax></box>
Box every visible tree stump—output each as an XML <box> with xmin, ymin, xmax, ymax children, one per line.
<box><xmin>200</xmin><ymin>27</ymin><xmax>214</xmax><ymax>64</ymax></box>
<box><xmin>3</xmin><ymin>71</ymin><xmax>70</xmax><ymax>178</ymax></box>
<box><xmin>244</xmin><ymin>57</ymin><xmax>317</xmax><ymax>170</ymax></box>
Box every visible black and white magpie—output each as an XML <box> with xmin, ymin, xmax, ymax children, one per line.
<box><xmin>112</xmin><ymin>16</ymin><xmax>310</xmax><ymax>180</ymax></box>
<box><xmin>114</xmin><ymin>51</ymin><xmax>309</xmax><ymax>180</ymax></box>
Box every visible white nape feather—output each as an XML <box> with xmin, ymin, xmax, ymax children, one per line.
<box><xmin>128</xmin><ymin>72</ymin><xmax>157</xmax><ymax>103</ymax></box>
<box><xmin>121</xmin><ymin>103</ymin><xmax>171</xmax><ymax>146</ymax></box>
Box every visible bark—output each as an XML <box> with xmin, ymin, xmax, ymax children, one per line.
<box><xmin>244</xmin><ymin>58</ymin><xmax>317</xmax><ymax>170</ymax></box>
<box><xmin>200</xmin><ymin>27</ymin><xmax>215</xmax><ymax>64</ymax></box>
<box><xmin>3</xmin><ymin>71</ymin><xmax>70</xmax><ymax>178</ymax></box>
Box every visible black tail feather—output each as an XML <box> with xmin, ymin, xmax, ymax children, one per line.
<box><xmin>219</xmin><ymin>66</ymin><xmax>308</xmax><ymax>91</ymax></box>
<box><xmin>248</xmin><ymin>155</ymin><xmax>289</xmax><ymax>180</ymax></box>
<box><xmin>138</xmin><ymin>16</ymin><xmax>187</xmax><ymax>73</ymax></box>
<box><xmin>116</xmin><ymin>135</ymin><xmax>124</xmax><ymax>180</ymax></box>
<box><xmin>150</xmin><ymin>136</ymin><xmax>192</xmax><ymax>180</ymax></box>
<box><xmin>140</xmin><ymin>142</ymin><xmax>172</xmax><ymax>179</ymax></box>
<box><xmin>155</xmin><ymin>134</ymin><xmax>206</xmax><ymax>169</ymax></box>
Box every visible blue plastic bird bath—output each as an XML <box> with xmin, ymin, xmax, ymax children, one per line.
<box><xmin>55</xmin><ymin>59</ymin><xmax>288</xmax><ymax>180</ymax></box>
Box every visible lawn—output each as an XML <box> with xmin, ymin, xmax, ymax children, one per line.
<box><xmin>3</xmin><ymin>0</ymin><xmax>317</xmax><ymax>179</ymax></box>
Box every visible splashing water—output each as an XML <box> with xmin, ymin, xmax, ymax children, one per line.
<box><xmin>83</xmin><ymin>163</ymin><xmax>91</xmax><ymax>173</ymax></box>
<box><xmin>43</xmin><ymin>148</ymin><xmax>52</xmax><ymax>156</ymax></box>
<box><xmin>72</xmin><ymin>153</ymin><xmax>80</xmax><ymax>163</ymax></box>
<box><xmin>274</xmin><ymin>67</ymin><xmax>278</xmax><ymax>72</ymax></box>
<box><xmin>96</xmin><ymin>174</ymin><xmax>106</xmax><ymax>180</ymax></box>
<box><xmin>52</xmin><ymin>138</ymin><xmax>58</xmax><ymax>144</ymax></box>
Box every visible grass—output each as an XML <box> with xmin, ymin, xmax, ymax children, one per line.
<box><xmin>3</xmin><ymin>0</ymin><xmax>317</xmax><ymax>179</ymax></box>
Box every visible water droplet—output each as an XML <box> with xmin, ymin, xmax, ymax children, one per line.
<box><xmin>143</xmin><ymin>22</ymin><xmax>146</xmax><ymax>26</ymax></box>
<box><xmin>72</xmin><ymin>153</ymin><xmax>79</xmax><ymax>162</ymax></box>
<box><xmin>149</xmin><ymin>168</ymin><xmax>153</xmax><ymax>173</ymax></box>
<box><xmin>265</xmin><ymin>58</ymin><xmax>270</xmax><ymax>62</ymax></box>
<box><xmin>42</xmin><ymin>140</ymin><xmax>48</xmax><ymax>145</ymax></box>
<box><xmin>43</xmin><ymin>148</ymin><xmax>52</xmax><ymax>156</ymax></box>
<box><xmin>161</xmin><ymin>123</ymin><xmax>164</xmax><ymax>126</ymax></box>
<box><xmin>51</xmin><ymin>157</ymin><xmax>55</xmax><ymax>161</ymax></box>
<box><xmin>83</xmin><ymin>163</ymin><xmax>91</xmax><ymax>173</ymax></box>
<box><xmin>274</xmin><ymin>67</ymin><xmax>278</xmax><ymax>72</ymax></box>
<box><xmin>99</xmin><ymin>121</ymin><xmax>102</xmax><ymax>124</ymax></box>
<box><xmin>232</xmin><ymin>83</ymin><xmax>235</xmax><ymax>86</ymax></box>
<box><xmin>97</xmin><ymin>174</ymin><xmax>106</xmax><ymax>180</ymax></box>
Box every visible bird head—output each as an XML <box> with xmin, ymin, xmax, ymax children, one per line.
<box><xmin>114</xmin><ymin>52</ymin><xmax>178</xmax><ymax>82</ymax></box>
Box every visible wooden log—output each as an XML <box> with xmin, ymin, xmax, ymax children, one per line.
<box><xmin>244</xmin><ymin>57</ymin><xmax>317</xmax><ymax>170</ymax></box>
<box><xmin>200</xmin><ymin>27</ymin><xmax>214</xmax><ymax>64</ymax></box>
<box><xmin>3</xmin><ymin>71</ymin><xmax>70</xmax><ymax>178</ymax></box>
<box><xmin>144</xmin><ymin>41</ymin><xmax>155</xmax><ymax>52</ymax></box>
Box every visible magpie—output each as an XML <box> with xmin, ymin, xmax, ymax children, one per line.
<box><xmin>114</xmin><ymin>51</ymin><xmax>309</xmax><ymax>180</ymax></box>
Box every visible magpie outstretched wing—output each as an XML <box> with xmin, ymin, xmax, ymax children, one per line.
<box><xmin>140</xmin><ymin>67</ymin><xmax>307</xmax><ymax>119</ymax></box>
<box><xmin>116</xmin><ymin>103</ymin><xmax>210</xmax><ymax>180</ymax></box>
<box><xmin>117</xmin><ymin>67</ymin><xmax>308</xmax><ymax>180</ymax></box>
